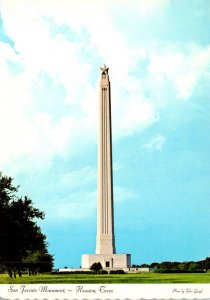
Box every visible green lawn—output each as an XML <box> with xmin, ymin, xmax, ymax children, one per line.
<box><xmin>0</xmin><ymin>272</ymin><xmax>210</xmax><ymax>284</ymax></box>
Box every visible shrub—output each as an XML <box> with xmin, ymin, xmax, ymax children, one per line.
<box><xmin>110</xmin><ymin>270</ymin><xmax>125</xmax><ymax>274</ymax></box>
<box><xmin>154</xmin><ymin>269</ymin><xmax>206</xmax><ymax>273</ymax></box>
<box><xmin>90</xmin><ymin>262</ymin><xmax>103</xmax><ymax>273</ymax></box>
<box><xmin>98</xmin><ymin>270</ymin><xmax>108</xmax><ymax>274</ymax></box>
<box><xmin>54</xmin><ymin>271</ymin><xmax>92</xmax><ymax>274</ymax></box>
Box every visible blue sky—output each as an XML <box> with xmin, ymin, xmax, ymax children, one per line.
<box><xmin>0</xmin><ymin>0</ymin><xmax>210</xmax><ymax>268</ymax></box>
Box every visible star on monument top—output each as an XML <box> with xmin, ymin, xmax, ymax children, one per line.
<box><xmin>100</xmin><ymin>64</ymin><xmax>109</xmax><ymax>74</ymax></box>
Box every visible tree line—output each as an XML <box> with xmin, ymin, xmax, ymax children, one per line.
<box><xmin>0</xmin><ymin>172</ymin><xmax>53</xmax><ymax>278</ymax></box>
<box><xmin>132</xmin><ymin>257</ymin><xmax>210</xmax><ymax>273</ymax></box>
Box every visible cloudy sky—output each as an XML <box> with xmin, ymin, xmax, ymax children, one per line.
<box><xmin>0</xmin><ymin>0</ymin><xmax>210</xmax><ymax>268</ymax></box>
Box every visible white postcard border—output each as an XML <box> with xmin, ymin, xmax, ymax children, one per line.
<box><xmin>0</xmin><ymin>283</ymin><xmax>210</xmax><ymax>300</ymax></box>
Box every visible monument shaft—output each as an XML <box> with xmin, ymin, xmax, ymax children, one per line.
<box><xmin>81</xmin><ymin>66</ymin><xmax>130</xmax><ymax>270</ymax></box>
<box><xmin>96</xmin><ymin>66</ymin><xmax>116</xmax><ymax>254</ymax></box>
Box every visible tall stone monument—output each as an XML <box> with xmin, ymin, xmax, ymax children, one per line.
<box><xmin>82</xmin><ymin>66</ymin><xmax>131</xmax><ymax>270</ymax></box>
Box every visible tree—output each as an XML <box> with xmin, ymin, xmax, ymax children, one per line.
<box><xmin>204</xmin><ymin>257</ymin><xmax>210</xmax><ymax>271</ymax></box>
<box><xmin>178</xmin><ymin>263</ymin><xmax>186</xmax><ymax>271</ymax></box>
<box><xmin>0</xmin><ymin>172</ymin><xmax>53</xmax><ymax>278</ymax></box>
<box><xmin>188</xmin><ymin>262</ymin><xmax>200</xmax><ymax>272</ymax></box>
<box><xmin>90</xmin><ymin>262</ymin><xmax>102</xmax><ymax>273</ymax></box>
<box><xmin>140</xmin><ymin>263</ymin><xmax>150</xmax><ymax>268</ymax></box>
<box><xmin>23</xmin><ymin>250</ymin><xmax>53</xmax><ymax>275</ymax></box>
<box><xmin>157</xmin><ymin>261</ymin><xmax>179</xmax><ymax>271</ymax></box>
<box><xmin>150</xmin><ymin>262</ymin><xmax>159</xmax><ymax>268</ymax></box>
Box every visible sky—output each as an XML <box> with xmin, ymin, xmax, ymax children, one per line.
<box><xmin>0</xmin><ymin>0</ymin><xmax>210</xmax><ymax>268</ymax></box>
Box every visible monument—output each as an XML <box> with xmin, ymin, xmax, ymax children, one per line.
<box><xmin>81</xmin><ymin>66</ymin><xmax>131</xmax><ymax>270</ymax></box>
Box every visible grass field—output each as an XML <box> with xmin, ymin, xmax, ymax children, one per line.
<box><xmin>0</xmin><ymin>272</ymin><xmax>210</xmax><ymax>284</ymax></box>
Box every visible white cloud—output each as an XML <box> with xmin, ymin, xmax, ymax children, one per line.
<box><xmin>31</xmin><ymin>165</ymin><xmax>98</xmax><ymax>220</ymax></box>
<box><xmin>0</xmin><ymin>0</ymin><xmax>210</xmax><ymax>178</ymax></box>
<box><xmin>46</xmin><ymin>190</ymin><xmax>96</xmax><ymax>220</ymax></box>
<box><xmin>116</xmin><ymin>0</ymin><xmax>169</xmax><ymax>16</ymax></box>
<box><xmin>143</xmin><ymin>134</ymin><xmax>167</xmax><ymax>151</ymax></box>
<box><xmin>113</xmin><ymin>96</ymin><xmax>157</xmax><ymax>138</ymax></box>
<box><xmin>0</xmin><ymin>1</ymin><xmax>156</xmax><ymax>173</ymax></box>
<box><xmin>0</xmin><ymin>11</ymin><xmax>97</xmax><ymax>171</ymax></box>
<box><xmin>148</xmin><ymin>43</ymin><xmax>210</xmax><ymax>100</ymax></box>
<box><xmin>114</xmin><ymin>186</ymin><xmax>135</xmax><ymax>202</ymax></box>
<box><xmin>60</xmin><ymin>166</ymin><xmax>96</xmax><ymax>190</ymax></box>
<box><xmin>113</xmin><ymin>161</ymin><xmax>124</xmax><ymax>172</ymax></box>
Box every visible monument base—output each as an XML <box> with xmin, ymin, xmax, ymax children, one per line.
<box><xmin>81</xmin><ymin>253</ymin><xmax>131</xmax><ymax>269</ymax></box>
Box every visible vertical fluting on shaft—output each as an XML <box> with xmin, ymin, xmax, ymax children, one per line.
<box><xmin>96</xmin><ymin>66</ymin><xmax>116</xmax><ymax>255</ymax></box>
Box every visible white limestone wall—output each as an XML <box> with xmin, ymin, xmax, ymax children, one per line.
<box><xmin>82</xmin><ymin>254</ymin><xmax>131</xmax><ymax>269</ymax></box>
<box><xmin>96</xmin><ymin>66</ymin><xmax>116</xmax><ymax>255</ymax></box>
